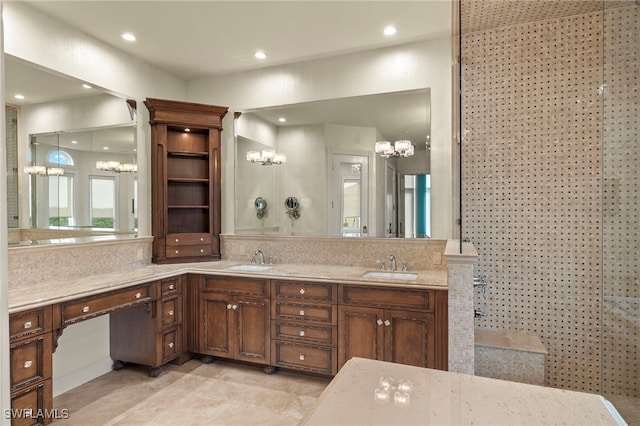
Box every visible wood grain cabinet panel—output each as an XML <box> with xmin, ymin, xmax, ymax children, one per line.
<box><xmin>9</xmin><ymin>379</ymin><xmax>53</xmax><ymax>426</ymax></box>
<box><xmin>9</xmin><ymin>307</ymin><xmax>52</xmax><ymax>342</ymax></box>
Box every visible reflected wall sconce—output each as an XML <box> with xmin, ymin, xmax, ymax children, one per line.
<box><xmin>23</xmin><ymin>165</ymin><xmax>64</xmax><ymax>176</ymax></box>
<box><xmin>375</xmin><ymin>140</ymin><xmax>414</xmax><ymax>158</ymax></box>
<box><xmin>246</xmin><ymin>150</ymin><xmax>286</xmax><ymax>165</ymax></box>
<box><xmin>96</xmin><ymin>161</ymin><xmax>138</xmax><ymax>173</ymax></box>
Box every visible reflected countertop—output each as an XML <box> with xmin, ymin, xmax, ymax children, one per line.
<box><xmin>8</xmin><ymin>260</ymin><xmax>447</xmax><ymax>314</ymax></box>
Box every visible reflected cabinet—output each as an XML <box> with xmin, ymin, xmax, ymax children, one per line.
<box><xmin>145</xmin><ymin>98</ymin><xmax>228</xmax><ymax>264</ymax></box>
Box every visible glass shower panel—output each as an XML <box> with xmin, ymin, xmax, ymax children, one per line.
<box><xmin>602</xmin><ymin>0</ymin><xmax>640</xmax><ymax>412</ymax></box>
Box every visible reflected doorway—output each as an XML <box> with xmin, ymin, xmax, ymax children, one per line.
<box><xmin>398</xmin><ymin>173</ymin><xmax>430</xmax><ymax>238</ymax></box>
<box><xmin>327</xmin><ymin>153</ymin><xmax>369</xmax><ymax>237</ymax></box>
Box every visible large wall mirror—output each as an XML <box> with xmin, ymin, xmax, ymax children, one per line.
<box><xmin>235</xmin><ymin>89</ymin><xmax>431</xmax><ymax>238</ymax></box>
<box><xmin>5</xmin><ymin>55</ymin><xmax>137</xmax><ymax>246</ymax></box>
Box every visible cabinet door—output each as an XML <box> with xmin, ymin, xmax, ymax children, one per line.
<box><xmin>384</xmin><ymin>310</ymin><xmax>435</xmax><ymax>368</ymax></box>
<box><xmin>200</xmin><ymin>293</ymin><xmax>233</xmax><ymax>357</ymax></box>
<box><xmin>338</xmin><ymin>305</ymin><xmax>384</xmax><ymax>369</ymax></box>
<box><xmin>235</xmin><ymin>296</ymin><xmax>270</xmax><ymax>364</ymax></box>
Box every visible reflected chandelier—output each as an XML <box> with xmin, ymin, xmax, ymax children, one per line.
<box><xmin>23</xmin><ymin>165</ymin><xmax>64</xmax><ymax>176</ymax></box>
<box><xmin>375</xmin><ymin>140</ymin><xmax>414</xmax><ymax>158</ymax></box>
<box><xmin>96</xmin><ymin>161</ymin><xmax>138</xmax><ymax>173</ymax></box>
<box><xmin>246</xmin><ymin>150</ymin><xmax>286</xmax><ymax>166</ymax></box>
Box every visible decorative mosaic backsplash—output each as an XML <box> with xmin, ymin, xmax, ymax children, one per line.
<box><xmin>462</xmin><ymin>0</ymin><xmax>638</xmax><ymax>398</ymax></box>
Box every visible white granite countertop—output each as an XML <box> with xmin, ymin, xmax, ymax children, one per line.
<box><xmin>8</xmin><ymin>261</ymin><xmax>447</xmax><ymax>313</ymax></box>
<box><xmin>302</xmin><ymin>357</ymin><xmax>625</xmax><ymax>426</ymax></box>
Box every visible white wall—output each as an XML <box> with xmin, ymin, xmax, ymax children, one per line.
<box><xmin>187</xmin><ymin>34</ymin><xmax>453</xmax><ymax>239</ymax></box>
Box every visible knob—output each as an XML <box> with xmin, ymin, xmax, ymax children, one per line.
<box><xmin>384</xmin><ymin>320</ymin><xmax>391</xmax><ymax>326</ymax></box>
<box><xmin>168</xmin><ymin>310</ymin><xmax>174</xmax><ymax>316</ymax></box>
<box><xmin>299</xmin><ymin>355</ymin><xmax>305</xmax><ymax>361</ymax></box>
<box><xmin>175</xmin><ymin>250</ymin><xmax>179</xmax><ymax>254</ymax></box>
<box><xmin>227</xmin><ymin>304</ymin><xmax>232</xmax><ymax>310</ymax></box>
<box><xmin>168</xmin><ymin>342</ymin><xmax>174</xmax><ymax>349</ymax></box>
<box><xmin>299</xmin><ymin>288</ymin><xmax>306</xmax><ymax>295</ymax></box>
<box><xmin>168</xmin><ymin>284</ymin><xmax>175</xmax><ymax>290</ymax></box>
<box><xmin>200</xmin><ymin>238</ymin><xmax>204</xmax><ymax>242</ymax></box>
<box><xmin>82</xmin><ymin>306</ymin><xmax>90</xmax><ymax>313</ymax></box>
<box><xmin>24</xmin><ymin>361</ymin><xmax>33</xmax><ymax>368</ymax></box>
<box><xmin>232</xmin><ymin>304</ymin><xmax>238</xmax><ymax>310</ymax></box>
<box><xmin>24</xmin><ymin>321</ymin><xmax>32</xmax><ymax>329</ymax></box>
<box><xmin>299</xmin><ymin>310</ymin><xmax>305</xmax><ymax>316</ymax></box>
<box><xmin>200</xmin><ymin>249</ymin><xmax>204</xmax><ymax>253</ymax></box>
<box><xmin>135</xmin><ymin>292</ymin><xmax>141</xmax><ymax>299</ymax></box>
<box><xmin>377</xmin><ymin>319</ymin><xmax>383</xmax><ymax>325</ymax></box>
<box><xmin>175</xmin><ymin>238</ymin><xmax>179</xmax><ymax>243</ymax></box>
<box><xmin>299</xmin><ymin>331</ymin><xmax>305</xmax><ymax>337</ymax></box>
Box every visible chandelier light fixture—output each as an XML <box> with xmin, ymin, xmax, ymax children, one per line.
<box><xmin>96</xmin><ymin>160</ymin><xmax>138</xmax><ymax>173</ymax></box>
<box><xmin>246</xmin><ymin>150</ymin><xmax>286</xmax><ymax>166</ymax></box>
<box><xmin>375</xmin><ymin>140</ymin><xmax>414</xmax><ymax>158</ymax></box>
<box><xmin>23</xmin><ymin>165</ymin><xmax>64</xmax><ymax>176</ymax></box>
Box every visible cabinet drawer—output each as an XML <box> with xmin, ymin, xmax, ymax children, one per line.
<box><xmin>272</xmin><ymin>341</ymin><xmax>337</xmax><ymax>375</ymax></box>
<box><xmin>160</xmin><ymin>277</ymin><xmax>180</xmax><ymax>296</ymax></box>
<box><xmin>166</xmin><ymin>244</ymin><xmax>212</xmax><ymax>258</ymax></box>
<box><xmin>61</xmin><ymin>285</ymin><xmax>152</xmax><ymax>325</ymax></box>
<box><xmin>272</xmin><ymin>300</ymin><xmax>336</xmax><ymax>324</ymax></box>
<box><xmin>202</xmin><ymin>276</ymin><xmax>269</xmax><ymax>297</ymax></box>
<box><xmin>166</xmin><ymin>233</ymin><xmax>212</xmax><ymax>246</ymax></box>
<box><xmin>272</xmin><ymin>281</ymin><xmax>336</xmax><ymax>303</ymax></box>
<box><xmin>10</xmin><ymin>335</ymin><xmax>52</xmax><ymax>390</ymax></box>
<box><xmin>161</xmin><ymin>328</ymin><xmax>179</xmax><ymax>363</ymax></box>
<box><xmin>10</xmin><ymin>379</ymin><xmax>53</xmax><ymax>426</ymax></box>
<box><xmin>161</xmin><ymin>297</ymin><xmax>180</xmax><ymax>328</ymax></box>
<box><xmin>340</xmin><ymin>285</ymin><xmax>433</xmax><ymax>311</ymax></box>
<box><xmin>271</xmin><ymin>320</ymin><xmax>337</xmax><ymax>346</ymax></box>
<box><xmin>10</xmin><ymin>307</ymin><xmax>52</xmax><ymax>342</ymax></box>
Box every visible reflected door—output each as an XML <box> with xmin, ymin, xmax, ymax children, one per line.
<box><xmin>398</xmin><ymin>174</ymin><xmax>430</xmax><ymax>238</ymax></box>
<box><xmin>328</xmin><ymin>153</ymin><xmax>369</xmax><ymax>237</ymax></box>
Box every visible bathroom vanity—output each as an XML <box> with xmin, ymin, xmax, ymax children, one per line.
<box><xmin>8</xmin><ymin>260</ymin><xmax>449</xmax><ymax>425</ymax></box>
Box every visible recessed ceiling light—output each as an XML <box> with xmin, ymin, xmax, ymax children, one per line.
<box><xmin>278</xmin><ymin>117</ymin><xmax>286</xmax><ymax>123</ymax></box>
<box><xmin>71</xmin><ymin>140</ymin><xmax>78</xmax><ymax>144</ymax></box>
<box><xmin>383</xmin><ymin>26</ymin><xmax>397</xmax><ymax>36</ymax></box>
<box><xmin>82</xmin><ymin>83</ymin><xmax>92</xmax><ymax>89</ymax></box>
<box><xmin>14</xmin><ymin>94</ymin><xmax>25</xmax><ymax>100</ymax></box>
<box><xmin>103</xmin><ymin>147</ymin><xmax>109</xmax><ymax>150</ymax></box>
<box><xmin>254</xmin><ymin>51</ymin><xmax>267</xmax><ymax>60</ymax></box>
<box><xmin>121</xmin><ymin>32</ymin><xmax>136</xmax><ymax>42</ymax></box>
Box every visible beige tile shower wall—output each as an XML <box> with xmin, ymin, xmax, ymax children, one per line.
<box><xmin>8</xmin><ymin>237</ymin><xmax>153</xmax><ymax>289</ymax></box>
<box><xmin>462</xmin><ymin>12</ymin><xmax>604</xmax><ymax>392</ymax></box>
<box><xmin>602</xmin><ymin>4</ymin><xmax>639</xmax><ymax>398</ymax></box>
<box><xmin>221</xmin><ymin>235</ymin><xmax>446</xmax><ymax>270</ymax></box>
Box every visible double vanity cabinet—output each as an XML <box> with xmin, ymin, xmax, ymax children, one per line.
<box><xmin>8</xmin><ymin>269</ymin><xmax>447</xmax><ymax>425</ymax></box>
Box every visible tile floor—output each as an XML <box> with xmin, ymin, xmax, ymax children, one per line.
<box><xmin>53</xmin><ymin>360</ymin><xmax>330</xmax><ymax>425</ymax></box>
<box><xmin>54</xmin><ymin>360</ymin><xmax>639</xmax><ymax>425</ymax></box>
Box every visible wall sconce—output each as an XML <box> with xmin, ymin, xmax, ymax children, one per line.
<box><xmin>247</xmin><ymin>150</ymin><xmax>286</xmax><ymax>165</ymax></box>
<box><xmin>23</xmin><ymin>165</ymin><xmax>64</xmax><ymax>176</ymax></box>
<box><xmin>375</xmin><ymin>140</ymin><xmax>414</xmax><ymax>158</ymax></box>
<box><xmin>284</xmin><ymin>196</ymin><xmax>300</xmax><ymax>219</ymax></box>
<box><xmin>255</xmin><ymin>197</ymin><xmax>267</xmax><ymax>219</ymax></box>
<box><xmin>96</xmin><ymin>161</ymin><xmax>138</xmax><ymax>173</ymax></box>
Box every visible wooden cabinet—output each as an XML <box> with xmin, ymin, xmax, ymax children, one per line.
<box><xmin>110</xmin><ymin>277</ymin><xmax>186</xmax><ymax>376</ymax></box>
<box><xmin>199</xmin><ymin>276</ymin><xmax>271</xmax><ymax>365</ymax></box>
<box><xmin>9</xmin><ymin>307</ymin><xmax>53</xmax><ymax>425</ymax></box>
<box><xmin>271</xmin><ymin>280</ymin><xmax>338</xmax><ymax>375</ymax></box>
<box><xmin>338</xmin><ymin>285</ymin><xmax>446</xmax><ymax>371</ymax></box>
<box><xmin>145</xmin><ymin>98</ymin><xmax>228</xmax><ymax>264</ymax></box>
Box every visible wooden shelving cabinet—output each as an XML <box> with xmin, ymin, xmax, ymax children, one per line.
<box><xmin>145</xmin><ymin>98</ymin><xmax>228</xmax><ymax>264</ymax></box>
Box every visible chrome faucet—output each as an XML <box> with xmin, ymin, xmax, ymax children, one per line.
<box><xmin>251</xmin><ymin>250</ymin><xmax>265</xmax><ymax>264</ymax></box>
<box><xmin>389</xmin><ymin>255</ymin><xmax>397</xmax><ymax>271</ymax></box>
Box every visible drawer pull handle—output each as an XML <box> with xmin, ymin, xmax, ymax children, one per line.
<box><xmin>168</xmin><ymin>342</ymin><xmax>174</xmax><ymax>349</ymax></box>
<box><xmin>299</xmin><ymin>355</ymin><xmax>305</xmax><ymax>361</ymax></box>
<box><xmin>168</xmin><ymin>310</ymin><xmax>174</xmax><ymax>316</ymax></box>
<box><xmin>299</xmin><ymin>331</ymin><xmax>305</xmax><ymax>337</ymax></box>
<box><xmin>227</xmin><ymin>304</ymin><xmax>232</xmax><ymax>310</ymax></box>
<box><xmin>377</xmin><ymin>319</ymin><xmax>383</xmax><ymax>325</ymax></box>
<box><xmin>175</xmin><ymin>238</ymin><xmax>179</xmax><ymax>243</ymax></box>
<box><xmin>175</xmin><ymin>250</ymin><xmax>179</xmax><ymax>254</ymax></box>
<box><xmin>135</xmin><ymin>292</ymin><xmax>141</xmax><ymax>299</ymax></box>
<box><xmin>299</xmin><ymin>310</ymin><xmax>305</xmax><ymax>316</ymax></box>
<box><xmin>200</xmin><ymin>249</ymin><xmax>204</xmax><ymax>253</ymax></box>
<box><xmin>168</xmin><ymin>284</ymin><xmax>175</xmax><ymax>290</ymax></box>
<box><xmin>82</xmin><ymin>306</ymin><xmax>90</xmax><ymax>313</ymax></box>
<box><xmin>299</xmin><ymin>288</ymin><xmax>306</xmax><ymax>295</ymax></box>
<box><xmin>200</xmin><ymin>237</ymin><xmax>204</xmax><ymax>242</ymax></box>
<box><xmin>24</xmin><ymin>321</ymin><xmax>32</xmax><ymax>329</ymax></box>
<box><xmin>384</xmin><ymin>320</ymin><xmax>391</xmax><ymax>327</ymax></box>
<box><xmin>24</xmin><ymin>361</ymin><xmax>33</xmax><ymax>368</ymax></box>
<box><xmin>232</xmin><ymin>304</ymin><xmax>238</xmax><ymax>310</ymax></box>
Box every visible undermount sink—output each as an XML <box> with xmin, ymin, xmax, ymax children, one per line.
<box><xmin>361</xmin><ymin>271</ymin><xmax>418</xmax><ymax>281</ymax></box>
<box><xmin>226</xmin><ymin>264</ymin><xmax>273</xmax><ymax>272</ymax></box>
